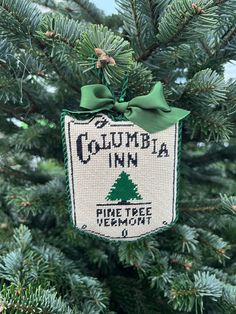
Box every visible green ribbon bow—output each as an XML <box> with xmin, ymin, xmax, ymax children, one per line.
<box><xmin>80</xmin><ymin>82</ymin><xmax>190</xmax><ymax>133</ymax></box>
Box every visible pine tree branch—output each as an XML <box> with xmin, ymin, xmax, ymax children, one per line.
<box><xmin>136</xmin><ymin>43</ymin><xmax>159</xmax><ymax>61</ymax></box>
<box><xmin>181</xmin><ymin>205</ymin><xmax>216</xmax><ymax>212</ymax></box>
<box><xmin>137</xmin><ymin>1</ymin><xmax>218</xmax><ymax>61</ymax></box>
<box><xmin>72</xmin><ymin>0</ymin><xmax>104</xmax><ymax>24</ymax></box>
<box><xmin>130</xmin><ymin>0</ymin><xmax>145</xmax><ymax>54</ymax></box>
<box><xmin>117</xmin><ymin>0</ymin><xmax>155</xmax><ymax>59</ymax></box>
<box><xmin>146</xmin><ymin>0</ymin><xmax>157</xmax><ymax>26</ymax></box>
<box><xmin>189</xmin><ymin>25</ymin><xmax>236</xmax><ymax>76</ymax></box>
<box><xmin>0</xmin><ymin>5</ymin><xmax>82</xmax><ymax>94</ymax></box>
<box><xmin>214</xmin><ymin>0</ymin><xmax>230</xmax><ymax>5</ymax></box>
<box><xmin>0</xmin><ymin>105</ymin><xmax>28</xmax><ymax>120</ymax></box>
<box><xmin>0</xmin><ymin>0</ymin><xmax>41</xmax><ymax>37</ymax></box>
<box><xmin>136</xmin><ymin>0</ymin><xmax>160</xmax><ymax>59</ymax></box>
<box><xmin>30</xmin><ymin>36</ymin><xmax>81</xmax><ymax>94</ymax></box>
<box><xmin>186</xmin><ymin>171</ymin><xmax>230</xmax><ymax>185</ymax></box>
<box><xmin>46</xmin><ymin>53</ymin><xmax>81</xmax><ymax>93</ymax></box>
<box><xmin>0</xmin><ymin>165</ymin><xmax>50</xmax><ymax>184</ymax></box>
<box><xmin>6</xmin><ymin>302</ymin><xmax>51</xmax><ymax>314</ymax></box>
<box><xmin>1</xmin><ymin>1</ymin><xmax>236</xmax><ymax>313</ymax></box>
<box><xmin>220</xmin><ymin>24</ymin><xmax>236</xmax><ymax>50</ymax></box>
<box><xmin>180</xmin><ymin>205</ymin><xmax>235</xmax><ymax>212</ymax></box>
<box><xmin>159</xmin><ymin>10</ymin><xmax>193</xmax><ymax>44</ymax></box>
<box><xmin>0</xmin><ymin>284</ymin><xmax>75</xmax><ymax>314</ymax></box>
<box><xmin>0</xmin><ymin>73</ymin><xmax>41</xmax><ymax>118</ymax></box>
<box><xmin>199</xmin><ymin>38</ymin><xmax>214</xmax><ymax>57</ymax></box>
<box><xmin>182</xmin><ymin>145</ymin><xmax>236</xmax><ymax>166</ymax></box>
<box><xmin>181</xmin><ymin>196</ymin><xmax>236</xmax><ymax>213</ymax></box>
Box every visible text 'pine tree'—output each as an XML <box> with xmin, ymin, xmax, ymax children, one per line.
<box><xmin>0</xmin><ymin>0</ymin><xmax>236</xmax><ymax>313</ymax></box>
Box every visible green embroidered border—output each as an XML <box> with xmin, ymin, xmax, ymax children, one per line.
<box><xmin>60</xmin><ymin>110</ymin><xmax>183</xmax><ymax>243</ymax></box>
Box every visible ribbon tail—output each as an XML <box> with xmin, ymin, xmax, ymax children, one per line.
<box><xmin>125</xmin><ymin>107</ymin><xmax>190</xmax><ymax>133</ymax></box>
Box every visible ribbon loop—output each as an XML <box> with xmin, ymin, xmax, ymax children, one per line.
<box><xmin>81</xmin><ymin>84</ymin><xmax>114</xmax><ymax>111</ymax></box>
<box><xmin>79</xmin><ymin>82</ymin><xmax>190</xmax><ymax>133</ymax></box>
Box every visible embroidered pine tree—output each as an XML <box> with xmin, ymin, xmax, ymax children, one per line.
<box><xmin>106</xmin><ymin>171</ymin><xmax>142</xmax><ymax>204</ymax></box>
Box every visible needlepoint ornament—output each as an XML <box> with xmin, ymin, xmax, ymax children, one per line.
<box><xmin>61</xmin><ymin>82</ymin><xmax>190</xmax><ymax>241</ymax></box>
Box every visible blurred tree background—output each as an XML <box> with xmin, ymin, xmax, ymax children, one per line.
<box><xmin>0</xmin><ymin>0</ymin><xmax>236</xmax><ymax>313</ymax></box>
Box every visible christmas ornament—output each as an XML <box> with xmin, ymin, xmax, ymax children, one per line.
<box><xmin>61</xmin><ymin>82</ymin><xmax>189</xmax><ymax>241</ymax></box>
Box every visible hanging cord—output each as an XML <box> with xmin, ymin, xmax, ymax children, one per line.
<box><xmin>95</xmin><ymin>58</ymin><xmax>129</xmax><ymax>102</ymax></box>
<box><xmin>93</xmin><ymin>48</ymin><xmax>129</xmax><ymax>101</ymax></box>
<box><xmin>118</xmin><ymin>73</ymin><xmax>129</xmax><ymax>102</ymax></box>
<box><xmin>97</xmin><ymin>69</ymin><xmax>107</xmax><ymax>87</ymax></box>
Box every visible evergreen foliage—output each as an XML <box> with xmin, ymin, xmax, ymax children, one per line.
<box><xmin>0</xmin><ymin>0</ymin><xmax>236</xmax><ymax>313</ymax></box>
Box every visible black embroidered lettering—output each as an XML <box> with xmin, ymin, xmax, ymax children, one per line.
<box><xmin>140</xmin><ymin>133</ymin><xmax>150</xmax><ymax>149</ymax></box>
<box><xmin>114</xmin><ymin>153</ymin><xmax>125</xmax><ymax>167</ymax></box>
<box><xmin>125</xmin><ymin>208</ymin><xmax>131</xmax><ymax>217</ymax></box>
<box><xmin>138</xmin><ymin>217</ymin><xmax>146</xmax><ymax>225</ymax></box>
<box><xmin>100</xmin><ymin>134</ymin><xmax>111</xmax><ymax>150</ymax></box>
<box><xmin>76</xmin><ymin>133</ymin><xmax>91</xmax><ymax>164</ymax></box>
<box><xmin>95</xmin><ymin>117</ymin><xmax>108</xmax><ymax>128</ymax></box>
<box><xmin>158</xmin><ymin>143</ymin><xmax>169</xmax><ymax>157</ymax></box>
<box><xmin>139</xmin><ymin>207</ymin><xmax>145</xmax><ymax>216</ymax></box>
<box><xmin>118</xmin><ymin>218</ymin><xmax>128</xmax><ymax>226</ymax></box>
<box><xmin>127</xmin><ymin>152</ymin><xmax>138</xmax><ymax>167</ymax></box>
<box><xmin>104</xmin><ymin>218</ymin><xmax>110</xmax><ymax>226</ymax></box>
<box><xmin>146</xmin><ymin>207</ymin><xmax>152</xmax><ymax>216</ymax></box>
<box><xmin>97</xmin><ymin>219</ymin><xmax>103</xmax><ymax>227</ymax></box>
<box><xmin>111</xmin><ymin>218</ymin><xmax>118</xmax><ymax>226</ymax></box>
<box><xmin>130</xmin><ymin>218</ymin><xmax>136</xmax><ymax>226</ymax></box>
<box><xmin>152</xmin><ymin>138</ymin><xmax>158</xmax><ymax>154</ymax></box>
<box><xmin>109</xmin><ymin>153</ymin><xmax>112</xmax><ymax>168</ymax></box>
<box><xmin>111</xmin><ymin>132</ymin><xmax>123</xmax><ymax>148</ymax></box>
<box><xmin>97</xmin><ymin>208</ymin><xmax>102</xmax><ymax>217</ymax></box>
<box><xmin>116</xmin><ymin>209</ymin><xmax>122</xmax><ymax>217</ymax></box>
<box><xmin>126</xmin><ymin>132</ymin><xmax>139</xmax><ymax>148</ymax></box>
<box><xmin>88</xmin><ymin>140</ymin><xmax>100</xmax><ymax>155</ymax></box>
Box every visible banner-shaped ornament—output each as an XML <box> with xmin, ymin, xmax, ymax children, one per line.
<box><xmin>62</xmin><ymin>82</ymin><xmax>189</xmax><ymax>241</ymax></box>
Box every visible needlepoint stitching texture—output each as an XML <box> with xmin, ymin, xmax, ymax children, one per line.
<box><xmin>63</xmin><ymin>113</ymin><xmax>180</xmax><ymax>241</ymax></box>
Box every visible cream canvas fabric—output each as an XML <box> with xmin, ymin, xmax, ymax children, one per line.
<box><xmin>63</xmin><ymin>113</ymin><xmax>180</xmax><ymax>241</ymax></box>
